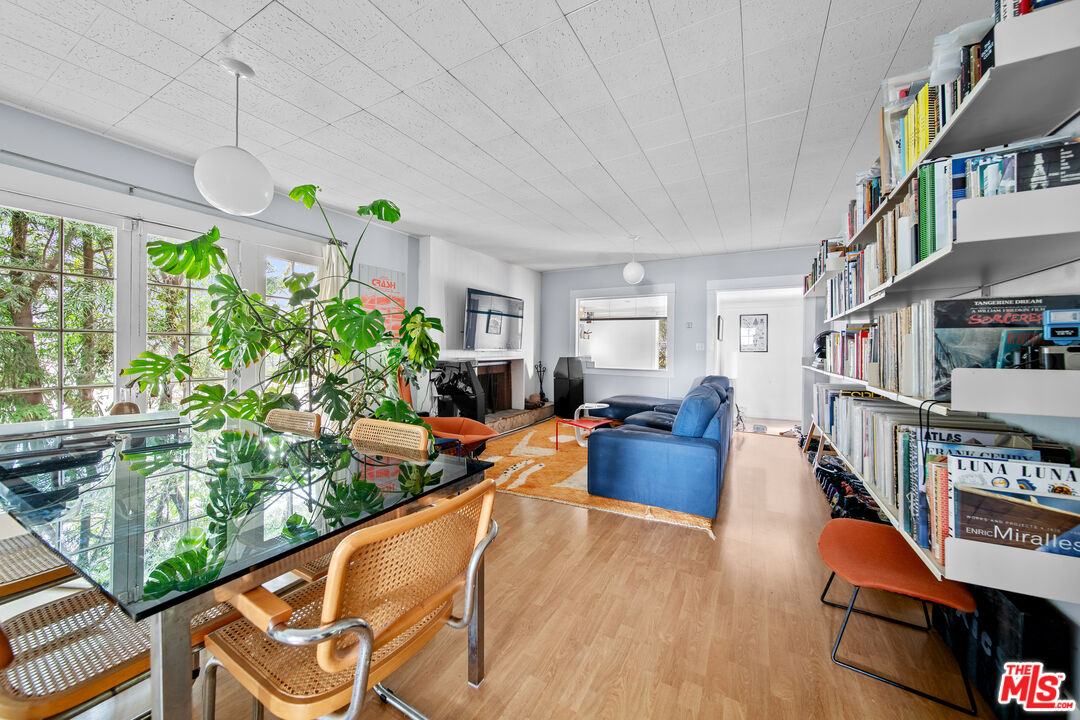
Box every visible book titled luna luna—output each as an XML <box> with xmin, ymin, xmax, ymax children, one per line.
<box><xmin>947</xmin><ymin>456</ymin><xmax>1080</xmax><ymax>498</ymax></box>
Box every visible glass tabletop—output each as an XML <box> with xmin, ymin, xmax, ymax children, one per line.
<box><xmin>0</xmin><ymin>416</ymin><xmax>491</xmax><ymax>620</ymax></box>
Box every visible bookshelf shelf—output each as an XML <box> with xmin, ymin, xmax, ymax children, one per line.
<box><xmin>825</xmin><ymin>185</ymin><xmax>1080</xmax><ymax>322</ymax></box>
<box><xmin>801</xmin><ymin>366</ymin><xmax>962</xmax><ymax>416</ymax></box>
<box><xmin>951</xmin><ymin>368</ymin><xmax>1080</xmax><ymax>417</ymax></box>
<box><xmin>943</xmin><ymin>537</ymin><xmax>1079</xmax><ymax>605</ymax></box>
<box><xmin>815</xmin><ymin>423</ymin><xmax>944</xmax><ymax>579</ymax></box>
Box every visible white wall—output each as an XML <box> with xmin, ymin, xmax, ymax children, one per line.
<box><xmin>540</xmin><ymin>246</ymin><xmax>817</xmax><ymax>403</ymax></box>
<box><xmin>714</xmin><ymin>288</ymin><xmax>804</xmax><ymax>420</ymax></box>
<box><xmin>418</xmin><ymin>235</ymin><xmax>541</xmax><ymax>410</ymax></box>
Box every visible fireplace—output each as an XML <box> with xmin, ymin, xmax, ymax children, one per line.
<box><xmin>476</xmin><ymin>361</ymin><xmax>512</xmax><ymax>414</ymax></box>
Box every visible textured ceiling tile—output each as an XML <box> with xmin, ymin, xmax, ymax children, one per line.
<box><xmin>463</xmin><ymin>0</ymin><xmax>562</xmax><ymax>44</ymax></box>
<box><xmin>616</xmin><ymin>81</ymin><xmax>681</xmax><ymax>128</ymax></box>
<box><xmin>0</xmin><ymin>65</ymin><xmax>47</xmax><ymax>103</ymax></box>
<box><xmin>562</xmin><ymin>101</ymin><xmax>634</xmax><ymax>146</ymax></box>
<box><xmin>744</xmin><ymin>80</ymin><xmax>811</xmax><ymax>123</ymax></box>
<box><xmin>8</xmin><ymin>0</ymin><xmax>106</xmax><ymax>34</ymax></box>
<box><xmin>650</xmin><ymin>0</ymin><xmax>740</xmax><ymax>36</ymax></box>
<box><xmin>675</xmin><ymin>61</ymin><xmax>743</xmax><ymax>110</ymax></box>
<box><xmin>184</xmin><ymin>0</ymin><xmax>266</xmax><ymax>28</ymax></box>
<box><xmin>661</xmin><ymin>8</ymin><xmax>741</xmax><ymax>80</ymax></box>
<box><xmin>313</xmin><ymin>56</ymin><xmax>399</xmax><ymax>109</ymax></box>
<box><xmin>368</xmin><ymin>93</ymin><xmax>457</xmax><ymax>145</ymax></box>
<box><xmin>205</xmin><ymin>34</ymin><xmax>308</xmax><ymax>93</ymax></box>
<box><xmin>237</xmin><ymin>2</ymin><xmax>344</xmax><ymax>75</ymax></box>
<box><xmin>155</xmin><ymin>80</ymin><xmax>296</xmax><ymax>147</ymax></box>
<box><xmin>96</xmin><ymin>0</ymin><xmax>230</xmax><ymax>54</ymax></box>
<box><xmin>811</xmin><ymin>50</ymin><xmax>893</xmax><ymax>105</ymax></box>
<box><xmin>821</xmin><ymin>4</ymin><xmax>916</xmax><ymax>67</ymax></box>
<box><xmin>407</xmin><ymin>72</ymin><xmax>513</xmax><ymax>144</ymax></box>
<box><xmin>684</xmin><ymin>99</ymin><xmax>744</xmax><ymax>137</ymax></box>
<box><xmin>280</xmin><ymin>0</ymin><xmax>392</xmax><ymax>54</ymax></box>
<box><xmin>351</xmin><ymin>24</ymin><xmax>443</xmax><ymax>90</ymax></box>
<box><xmin>275</xmin><ymin>76</ymin><xmax>359</xmax><ymax>123</ymax></box>
<box><xmin>67</xmin><ymin>37</ymin><xmax>172</xmax><ymax>95</ymax></box>
<box><xmin>744</xmin><ymin>37</ymin><xmax>817</xmax><ymax>91</ymax></box>
<box><xmin>481</xmin><ymin>132</ymin><xmax>539</xmax><ymax>163</ymax></box>
<box><xmin>594</xmin><ymin>39</ymin><xmax>670</xmax><ymax>100</ymax></box>
<box><xmin>532</xmin><ymin>67</ymin><xmax>609</xmax><ymax>116</ymax></box>
<box><xmin>85</xmin><ymin>9</ymin><xmax>200</xmax><ymax>75</ymax></box>
<box><xmin>645</xmin><ymin>138</ymin><xmax>697</xmax><ymax>169</ymax></box>
<box><xmin>453</xmin><ymin>48</ymin><xmax>558</xmax><ymax>128</ymax></box>
<box><xmin>585</xmin><ymin>132</ymin><xmax>642</xmax><ymax>163</ymax></box>
<box><xmin>34</xmin><ymin>83</ymin><xmax>130</xmax><ymax>129</ymax></box>
<box><xmin>395</xmin><ymin>0</ymin><xmax>499</xmax><ymax>69</ymax></box>
<box><xmin>631</xmin><ymin>113</ymin><xmax>690</xmax><ymax>150</ymax></box>
<box><xmin>505</xmin><ymin>17</ymin><xmax>592</xmax><ymax>84</ymax></box>
<box><xmin>740</xmin><ymin>0</ymin><xmax>829</xmax><ymax>55</ymax></box>
<box><xmin>49</xmin><ymin>62</ymin><xmax>148</xmax><ymax>112</ymax></box>
<box><xmin>1</xmin><ymin>36</ymin><xmax>64</xmax><ymax>81</ymax></box>
<box><xmin>568</xmin><ymin>0</ymin><xmax>657</xmax><ymax>63</ymax></box>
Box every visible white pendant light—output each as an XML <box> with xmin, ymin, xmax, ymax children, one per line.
<box><xmin>622</xmin><ymin>235</ymin><xmax>644</xmax><ymax>285</ymax></box>
<box><xmin>193</xmin><ymin>58</ymin><xmax>274</xmax><ymax>216</ymax></box>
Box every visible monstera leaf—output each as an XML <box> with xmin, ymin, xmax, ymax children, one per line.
<box><xmin>288</xmin><ymin>184</ymin><xmax>320</xmax><ymax>209</ymax></box>
<box><xmin>356</xmin><ymin>199</ymin><xmax>401</xmax><ymax>223</ymax></box>
<box><xmin>147</xmin><ymin>228</ymin><xmax>225</xmax><ymax>280</ymax></box>
<box><xmin>397</xmin><ymin>462</ymin><xmax>443</xmax><ymax>496</ymax></box>
<box><xmin>398</xmin><ymin>307</ymin><xmax>443</xmax><ymax>371</ymax></box>
<box><xmin>281</xmin><ymin>513</ymin><xmax>318</xmax><ymax>543</ymax></box>
<box><xmin>236</xmin><ymin>390</ymin><xmax>300</xmax><ymax>422</ymax></box>
<box><xmin>372</xmin><ymin>398</ymin><xmax>427</xmax><ymax>428</ymax></box>
<box><xmin>324</xmin><ymin>475</ymin><xmax>385</xmax><ymax>526</ymax></box>
<box><xmin>121</xmin><ymin>351</ymin><xmax>192</xmax><ymax>395</ymax></box>
<box><xmin>209</xmin><ymin>327</ymin><xmax>272</xmax><ymax>370</ymax></box>
<box><xmin>181</xmin><ymin>384</ymin><xmax>242</xmax><ymax>422</ymax></box>
<box><xmin>143</xmin><ymin>527</ymin><xmax>225</xmax><ymax>600</ymax></box>
<box><xmin>283</xmin><ymin>272</ymin><xmax>319</xmax><ymax>306</ymax></box>
<box><xmin>312</xmin><ymin>374</ymin><xmax>351</xmax><ymax>422</ymax></box>
<box><xmin>325</xmin><ymin>298</ymin><xmax>384</xmax><ymax>354</ymax></box>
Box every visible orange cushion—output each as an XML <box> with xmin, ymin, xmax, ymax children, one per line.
<box><xmin>818</xmin><ymin>519</ymin><xmax>975</xmax><ymax>613</ymax></box>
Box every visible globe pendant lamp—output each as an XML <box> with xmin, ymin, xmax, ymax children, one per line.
<box><xmin>622</xmin><ymin>235</ymin><xmax>644</xmax><ymax>285</ymax></box>
<box><xmin>193</xmin><ymin>59</ymin><xmax>274</xmax><ymax>216</ymax></box>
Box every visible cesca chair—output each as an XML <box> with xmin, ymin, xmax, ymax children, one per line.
<box><xmin>265</xmin><ymin>409</ymin><xmax>322</xmax><ymax>438</ymax></box>
<box><xmin>0</xmin><ymin>533</ymin><xmax>75</xmax><ymax>605</ymax></box>
<box><xmin>0</xmin><ymin>590</ymin><xmax>237</xmax><ymax>720</ymax></box>
<box><xmin>202</xmin><ymin>478</ymin><xmax>498</xmax><ymax>720</ymax></box>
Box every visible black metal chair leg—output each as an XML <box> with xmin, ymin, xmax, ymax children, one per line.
<box><xmin>820</xmin><ymin>572</ymin><xmax>931</xmax><ymax>631</ymax></box>
<box><xmin>830</xmin><ymin>585</ymin><xmax>977</xmax><ymax>715</ymax></box>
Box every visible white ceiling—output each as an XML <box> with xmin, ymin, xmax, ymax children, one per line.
<box><xmin>0</xmin><ymin>0</ymin><xmax>991</xmax><ymax>270</ymax></box>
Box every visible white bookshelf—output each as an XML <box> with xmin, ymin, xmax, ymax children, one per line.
<box><xmin>825</xmin><ymin>185</ymin><xmax>1080</xmax><ymax>322</ymax></box>
<box><xmin>843</xmin><ymin>0</ymin><xmax>1080</xmax><ymax>250</ymax></box>
<box><xmin>802</xmin><ymin>3</ymin><xmax>1080</xmax><ymax>605</ymax></box>
<box><xmin>951</xmin><ymin>368</ymin><xmax>1080</xmax><ymax>417</ymax></box>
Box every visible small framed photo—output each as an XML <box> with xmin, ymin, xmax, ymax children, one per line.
<box><xmin>486</xmin><ymin>313</ymin><xmax>502</xmax><ymax>334</ymax></box>
<box><xmin>739</xmin><ymin>313</ymin><xmax>768</xmax><ymax>352</ymax></box>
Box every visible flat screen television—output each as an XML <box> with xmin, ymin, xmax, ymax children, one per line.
<box><xmin>464</xmin><ymin>288</ymin><xmax>524</xmax><ymax>351</ymax></box>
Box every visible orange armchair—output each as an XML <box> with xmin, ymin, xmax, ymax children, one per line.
<box><xmin>426</xmin><ymin>416</ymin><xmax>498</xmax><ymax>456</ymax></box>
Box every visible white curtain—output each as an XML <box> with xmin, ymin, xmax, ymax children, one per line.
<box><xmin>317</xmin><ymin>242</ymin><xmax>348</xmax><ymax>305</ymax></box>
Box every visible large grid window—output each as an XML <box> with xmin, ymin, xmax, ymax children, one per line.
<box><xmin>146</xmin><ymin>234</ymin><xmax>225</xmax><ymax>411</ymax></box>
<box><xmin>575</xmin><ymin>295</ymin><xmax>669</xmax><ymax>371</ymax></box>
<box><xmin>263</xmin><ymin>255</ymin><xmax>318</xmax><ymax>403</ymax></box>
<box><xmin>0</xmin><ymin>206</ymin><xmax>116</xmax><ymax>422</ymax></box>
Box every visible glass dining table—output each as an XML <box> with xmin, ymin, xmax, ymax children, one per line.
<box><xmin>0</xmin><ymin>413</ymin><xmax>492</xmax><ymax>720</ymax></box>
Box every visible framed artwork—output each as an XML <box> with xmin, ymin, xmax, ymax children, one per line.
<box><xmin>716</xmin><ymin>315</ymin><xmax>724</xmax><ymax>341</ymax></box>
<box><xmin>486</xmin><ymin>313</ymin><xmax>502</xmax><ymax>334</ymax></box>
<box><xmin>739</xmin><ymin>313</ymin><xmax>768</xmax><ymax>352</ymax></box>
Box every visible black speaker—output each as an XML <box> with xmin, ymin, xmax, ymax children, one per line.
<box><xmin>553</xmin><ymin>356</ymin><xmax>584</xmax><ymax>418</ymax></box>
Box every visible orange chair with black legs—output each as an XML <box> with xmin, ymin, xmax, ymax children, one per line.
<box><xmin>397</xmin><ymin>371</ymin><xmax>496</xmax><ymax>456</ymax></box>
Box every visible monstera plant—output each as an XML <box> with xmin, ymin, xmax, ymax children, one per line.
<box><xmin>122</xmin><ymin>185</ymin><xmax>441</xmax><ymax>430</ymax></box>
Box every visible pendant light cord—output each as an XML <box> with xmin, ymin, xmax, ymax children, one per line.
<box><xmin>234</xmin><ymin>73</ymin><xmax>240</xmax><ymax>148</ymax></box>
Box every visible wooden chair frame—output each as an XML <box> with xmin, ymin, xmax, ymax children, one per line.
<box><xmin>204</xmin><ymin>480</ymin><xmax>497</xmax><ymax>720</ymax></box>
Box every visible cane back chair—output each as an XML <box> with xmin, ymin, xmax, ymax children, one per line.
<box><xmin>203</xmin><ymin>477</ymin><xmax>498</xmax><ymax>720</ymax></box>
<box><xmin>265</xmin><ymin>409</ymin><xmax>322</xmax><ymax>438</ymax></box>
<box><xmin>0</xmin><ymin>533</ymin><xmax>75</xmax><ymax>605</ymax></box>
<box><xmin>348</xmin><ymin>418</ymin><xmax>430</xmax><ymax>463</ymax></box>
<box><xmin>0</xmin><ymin>589</ymin><xmax>238</xmax><ymax>720</ymax></box>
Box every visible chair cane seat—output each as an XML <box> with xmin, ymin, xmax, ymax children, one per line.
<box><xmin>291</xmin><ymin>553</ymin><xmax>332</xmax><ymax>583</ymax></box>
<box><xmin>0</xmin><ymin>590</ymin><xmax>238</xmax><ymax>720</ymax></box>
<box><xmin>0</xmin><ymin>534</ymin><xmax>75</xmax><ymax>601</ymax></box>
<box><xmin>205</xmin><ymin>577</ymin><xmax>453</xmax><ymax>720</ymax></box>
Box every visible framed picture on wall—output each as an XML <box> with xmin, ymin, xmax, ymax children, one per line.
<box><xmin>486</xmin><ymin>313</ymin><xmax>502</xmax><ymax>334</ymax></box>
<box><xmin>739</xmin><ymin>313</ymin><xmax>768</xmax><ymax>352</ymax></box>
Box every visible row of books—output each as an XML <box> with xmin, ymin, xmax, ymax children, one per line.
<box><xmin>824</xmin><ymin>294</ymin><xmax>1080</xmax><ymax>402</ymax></box>
<box><xmin>844</xmin><ymin>171</ymin><xmax>883</xmax><ymax>243</ymax></box>
<box><xmin>802</xmin><ymin>238</ymin><xmax>845</xmax><ymax>294</ymax></box>
<box><xmin>996</xmin><ymin>0</ymin><xmax>1068</xmax><ymax>22</ymax></box>
<box><xmin>813</xmin><ymin>383</ymin><xmax>1078</xmax><ymax>567</ymax></box>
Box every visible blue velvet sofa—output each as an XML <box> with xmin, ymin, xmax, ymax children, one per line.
<box><xmin>586</xmin><ymin>376</ymin><xmax>733</xmax><ymax>518</ymax></box>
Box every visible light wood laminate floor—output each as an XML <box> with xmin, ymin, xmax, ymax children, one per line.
<box><xmin>92</xmin><ymin>431</ymin><xmax>993</xmax><ymax>719</ymax></box>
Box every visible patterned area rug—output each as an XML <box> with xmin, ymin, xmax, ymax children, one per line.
<box><xmin>480</xmin><ymin>418</ymin><xmax>715</xmax><ymax>536</ymax></box>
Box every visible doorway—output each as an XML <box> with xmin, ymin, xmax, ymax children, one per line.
<box><xmin>713</xmin><ymin>286</ymin><xmax>804</xmax><ymax>426</ymax></box>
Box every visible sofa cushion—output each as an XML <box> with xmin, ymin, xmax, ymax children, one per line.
<box><xmin>653</xmin><ymin>402</ymin><xmax>682</xmax><ymax>415</ymax></box>
<box><xmin>624</xmin><ymin>410</ymin><xmax>676</xmax><ymax>432</ymax></box>
<box><xmin>671</xmin><ymin>386</ymin><xmax>721</xmax><ymax>438</ymax></box>
<box><xmin>588</xmin><ymin>395</ymin><xmax>672</xmax><ymax>420</ymax></box>
<box><xmin>613</xmin><ymin>424</ymin><xmax>671</xmax><ymax>435</ymax></box>
<box><xmin>699</xmin><ymin>375</ymin><xmax>731</xmax><ymax>393</ymax></box>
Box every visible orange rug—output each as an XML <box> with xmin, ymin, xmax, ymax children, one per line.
<box><xmin>480</xmin><ymin>418</ymin><xmax>715</xmax><ymax>536</ymax></box>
